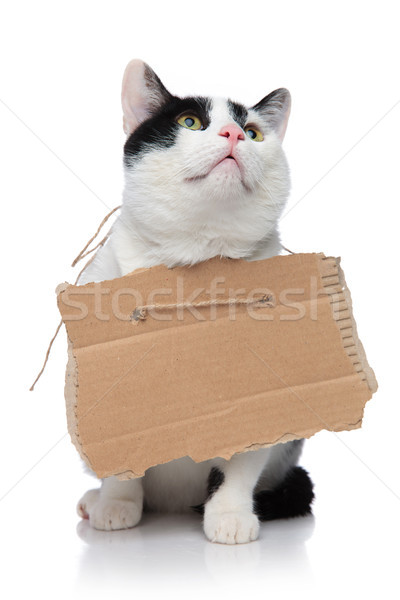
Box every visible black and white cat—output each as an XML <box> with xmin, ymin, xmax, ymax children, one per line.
<box><xmin>76</xmin><ymin>59</ymin><xmax>314</xmax><ymax>544</ymax></box>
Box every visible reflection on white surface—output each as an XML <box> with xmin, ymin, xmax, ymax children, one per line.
<box><xmin>3</xmin><ymin>422</ymin><xmax>399</xmax><ymax>600</ymax></box>
<box><xmin>76</xmin><ymin>511</ymin><xmax>315</xmax><ymax>593</ymax></box>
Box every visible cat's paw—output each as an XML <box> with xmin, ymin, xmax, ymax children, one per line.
<box><xmin>77</xmin><ymin>488</ymin><xmax>100</xmax><ymax>519</ymax></box>
<box><xmin>77</xmin><ymin>489</ymin><xmax>142</xmax><ymax>531</ymax></box>
<box><xmin>88</xmin><ymin>498</ymin><xmax>142</xmax><ymax>531</ymax></box>
<box><xmin>203</xmin><ymin>509</ymin><xmax>260</xmax><ymax>544</ymax></box>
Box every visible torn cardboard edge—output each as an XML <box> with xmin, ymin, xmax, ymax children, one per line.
<box><xmin>336</xmin><ymin>260</ymin><xmax>377</xmax><ymax>393</ymax></box>
<box><xmin>58</xmin><ymin>252</ymin><xmax>377</xmax><ymax>480</ymax></box>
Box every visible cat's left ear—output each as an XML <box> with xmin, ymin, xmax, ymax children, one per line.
<box><xmin>121</xmin><ymin>59</ymin><xmax>172</xmax><ymax>135</ymax></box>
<box><xmin>251</xmin><ymin>88</ymin><xmax>291</xmax><ymax>141</ymax></box>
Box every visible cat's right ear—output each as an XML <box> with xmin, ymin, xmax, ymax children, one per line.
<box><xmin>121</xmin><ymin>60</ymin><xmax>172</xmax><ymax>135</ymax></box>
<box><xmin>251</xmin><ymin>88</ymin><xmax>291</xmax><ymax>142</ymax></box>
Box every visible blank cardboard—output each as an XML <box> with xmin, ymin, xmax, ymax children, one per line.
<box><xmin>57</xmin><ymin>253</ymin><xmax>377</xmax><ymax>479</ymax></box>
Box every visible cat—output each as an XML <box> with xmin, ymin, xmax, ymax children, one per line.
<box><xmin>76</xmin><ymin>59</ymin><xmax>314</xmax><ymax>544</ymax></box>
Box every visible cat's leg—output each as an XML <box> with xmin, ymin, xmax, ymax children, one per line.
<box><xmin>203</xmin><ymin>448</ymin><xmax>270</xmax><ymax>545</ymax></box>
<box><xmin>77</xmin><ymin>476</ymin><xmax>144</xmax><ymax>531</ymax></box>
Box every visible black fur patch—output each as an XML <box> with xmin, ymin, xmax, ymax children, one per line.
<box><xmin>192</xmin><ymin>466</ymin><xmax>225</xmax><ymax>515</ymax></box>
<box><xmin>124</xmin><ymin>96</ymin><xmax>213</xmax><ymax>165</ymax></box>
<box><xmin>227</xmin><ymin>99</ymin><xmax>248</xmax><ymax>129</ymax></box>
<box><xmin>253</xmin><ymin>466</ymin><xmax>314</xmax><ymax>522</ymax></box>
<box><xmin>207</xmin><ymin>466</ymin><xmax>225</xmax><ymax>497</ymax></box>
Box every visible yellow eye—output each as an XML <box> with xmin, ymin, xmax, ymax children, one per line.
<box><xmin>244</xmin><ymin>126</ymin><xmax>264</xmax><ymax>142</ymax></box>
<box><xmin>177</xmin><ymin>114</ymin><xmax>203</xmax><ymax>130</ymax></box>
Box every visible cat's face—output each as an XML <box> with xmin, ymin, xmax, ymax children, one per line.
<box><xmin>120</xmin><ymin>60</ymin><xmax>291</xmax><ymax>263</ymax></box>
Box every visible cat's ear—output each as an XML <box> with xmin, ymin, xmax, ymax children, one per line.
<box><xmin>121</xmin><ymin>59</ymin><xmax>172</xmax><ymax>135</ymax></box>
<box><xmin>251</xmin><ymin>88</ymin><xmax>291</xmax><ymax>141</ymax></box>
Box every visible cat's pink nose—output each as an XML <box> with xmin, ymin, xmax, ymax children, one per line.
<box><xmin>218</xmin><ymin>124</ymin><xmax>245</xmax><ymax>148</ymax></box>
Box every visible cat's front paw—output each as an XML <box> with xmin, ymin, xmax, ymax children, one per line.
<box><xmin>77</xmin><ymin>490</ymin><xmax>142</xmax><ymax>531</ymax></box>
<box><xmin>203</xmin><ymin>509</ymin><xmax>260</xmax><ymax>545</ymax></box>
<box><xmin>90</xmin><ymin>498</ymin><xmax>142</xmax><ymax>531</ymax></box>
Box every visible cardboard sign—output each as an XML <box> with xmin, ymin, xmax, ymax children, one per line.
<box><xmin>57</xmin><ymin>253</ymin><xmax>377</xmax><ymax>479</ymax></box>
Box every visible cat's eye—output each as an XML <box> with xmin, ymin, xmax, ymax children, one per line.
<box><xmin>244</xmin><ymin>126</ymin><xmax>264</xmax><ymax>142</ymax></box>
<box><xmin>177</xmin><ymin>114</ymin><xmax>203</xmax><ymax>131</ymax></box>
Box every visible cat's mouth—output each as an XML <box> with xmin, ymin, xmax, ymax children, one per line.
<box><xmin>185</xmin><ymin>154</ymin><xmax>242</xmax><ymax>183</ymax></box>
<box><xmin>216</xmin><ymin>154</ymin><xmax>238</xmax><ymax>167</ymax></box>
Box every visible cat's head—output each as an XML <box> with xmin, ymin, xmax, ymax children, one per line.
<box><xmin>120</xmin><ymin>59</ymin><xmax>291</xmax><ymax>263</ymax></box>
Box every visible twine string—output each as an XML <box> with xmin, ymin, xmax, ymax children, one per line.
<box><xmin>71</xmin><ymin>205</ymin><xmax>120</xmax><ymax>267</ymax></box>
<box><xmin>132</xmin><ymin>294</ymin><xmax>274</xmax><ymax>322</ymax></box>
<box><xmin>30</xmin><ymin>205</ymin><xmax>121</xmax><ymax>391</ymax></box>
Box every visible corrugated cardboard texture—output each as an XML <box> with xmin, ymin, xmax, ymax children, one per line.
<box><xmin>57</xmin><ymin>253</ymin><xmax>377</xmax><ymax>479</ymax></box>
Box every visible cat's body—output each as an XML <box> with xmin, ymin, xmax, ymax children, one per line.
<box><xmin>76</xmin><ymin>60</ymin><xmax>314</xmax><ymax>544</ymax></box>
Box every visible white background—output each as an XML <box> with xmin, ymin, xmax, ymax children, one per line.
<box><xmin>1</xmin><ymin>1</ymin><xmax>399</xmax><ymax>598</ymax></box>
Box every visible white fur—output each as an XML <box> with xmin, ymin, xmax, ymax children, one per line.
<box><xmin>77</xmin><ymin>62</ymin><xmax>301</xmax><ymax>544</ymax></box>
